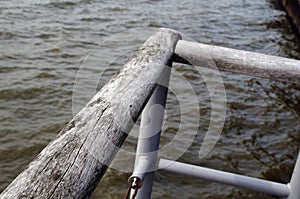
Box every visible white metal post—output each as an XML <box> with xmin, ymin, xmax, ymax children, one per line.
<box><xmin>287</xmin><ymin>150</ymin><xmax>300</xmax><ymax>199</ymax></box>
<box><xmin>129</xmin><ymin>66</ymin><xmax>172</xmax><ymax>199</ymax></box>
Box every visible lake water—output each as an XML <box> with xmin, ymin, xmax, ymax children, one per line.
<box><xmin>0</xmin><ymin>0</ymin><xmax>300</xmax><ymax>198</ymax></box>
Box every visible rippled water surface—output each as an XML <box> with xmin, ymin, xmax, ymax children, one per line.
<box><xmin>1</xmin><ymin>0</ymin><xmax>300</xmax><ymax>198</ymax></box>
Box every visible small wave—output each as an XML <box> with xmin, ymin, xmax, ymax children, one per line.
<box><xmin>61</xmin><ymin>53</ymin><xmax>77</xmax><ymax>58</ymax></box>
<box><xmin>104</xmin><ymin>7</ymin><xmax>129</xmax><ymax>12</ymax></box>
<box><xmin>38</xmin><ymin>33</ymin><xmax>56</xmax><ymax>39</ymax></box>
<box><xmin>148</xmin><ymin>22</ymin><xmax>162</xmax><ymax>28</ymax></box>
<box><xmin>35</xmin><ymin>72</ymin><xmax>56</xmax><ymax>79</ymax></box>
<box><xmin>47</xmin><ymin>1</ymin><xmax>76</xmax><ymax>9</ymax></box>
<box><xmin>44</xmin><ymin>53</ymin><xmax>78</xmax><ymax>59</ymax></box>
<box><xmin>0</xmin><ymin>32</ymin><xmax>15</xmax><ymax>40</ymax></box>
<box><xmin>0</xmin><ymin>67</ymin><xmax>19</xmax><ymax>73</ymax></box>
<box><xmin>0</xmin><ymin>142</ymin><xmax>47</xmax><ymax>161</ymax></box>
<box><xmin>80</xmin><ymin>17</ymin><xmax>114</xmax><ymax>22</ymax></box>
<box><xmin>44</xmin><ymin>47</ymin><xmax>61</xmax><ymax>53</ymax></box>
<box><xmin>0</xmin><ymin>87</ymin><xmax>45</xmax><ymax>100</ymax></box>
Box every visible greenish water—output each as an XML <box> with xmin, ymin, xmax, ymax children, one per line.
<box><xmin>0</xmin><ymin>0</ymin><xmax>300</xmax><ymax>198</ymax></box>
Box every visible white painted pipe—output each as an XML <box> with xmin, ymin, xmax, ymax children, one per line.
<box><xmin>287</xmin><ymin>150</ymin><xmax>300</xmax><ymax>199</ymax></box>
<box><xmin>159</xmin><ymin>158</ymin><xmax>290</xmax><ymax>197</ymax></box>
<box><xmin>130</xmin><ymin>66</ymin><xmax>172</xmax><ymax>199</ymax></box>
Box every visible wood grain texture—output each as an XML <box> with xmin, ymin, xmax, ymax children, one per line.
<box><xmin>0</xmin><ymin>28</ymin><xmax>181</xmax><ymax>199</ymax></box>
<box><xmin>174</xmin><ymin>40</ymin><xmax>300</xmax><ymax>83</ymax></box>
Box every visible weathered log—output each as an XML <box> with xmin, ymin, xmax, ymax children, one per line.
<box><xmin>0</xmin><ymin>28</ymin><xmax>181</xmax><ymax>199</ymax></box>
<box><xmin>174</xmin><ymin>40</ymin><xmax>300</xmax><ymax>83</ymax></box>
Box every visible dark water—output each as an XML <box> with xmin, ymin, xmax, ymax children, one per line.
<box><xmin>1</xmin><ymin>0</ymin><xmax>300</xmax><ymax>198</ymax></box>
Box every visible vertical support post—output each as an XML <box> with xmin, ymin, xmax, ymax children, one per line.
<box><xmin>288</xmin><ymin>150</ymin><xmax>300</xmax><ymax>199</ymax></box>
<box><xmin>129</xmin><ymin>65</ymin><xmax>172</xmax><ymax>199</ymax></box>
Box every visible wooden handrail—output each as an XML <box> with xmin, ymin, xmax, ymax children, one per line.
<box><xmin>0</xmin><ymin>28</ymin><xmax>181</xmax><ymax>199</ymax></box>
<box><xmin>174</xmin><ymin>40</ymin><xmax>300</xmax><ymax>83</ymax></box>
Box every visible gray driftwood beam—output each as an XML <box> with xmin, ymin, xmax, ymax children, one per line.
<box><xmin>174</xmin><ymin>40</ymin><xmax>300</xmax><ymax>83</ymax></box>
<box><xmin>0</xmin><ymin>28</ymin><xmax>181</xmax><ymax>199</ymax></box>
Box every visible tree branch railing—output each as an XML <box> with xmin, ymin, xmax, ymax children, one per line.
<box><xmin>174</xmin><ymin>40</ymin><xmax>300</xmax><ymax>83</ymax></box>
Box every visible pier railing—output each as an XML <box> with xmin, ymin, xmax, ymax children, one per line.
<box><xmin>1</xmin><ymin>28</ymin><xmax>299</xmax><ymax>199</ymax></box>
